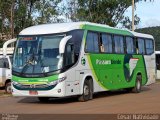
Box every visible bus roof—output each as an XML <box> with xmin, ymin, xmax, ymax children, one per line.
<box><xmin>19</xmin><ymin>22</ymin><xmax>153</xmax><ymax>39</ymax></box>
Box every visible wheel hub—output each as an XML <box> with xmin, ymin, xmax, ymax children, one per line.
<box><xmin>6</xmin><ymin>86</ymin><xmax>11</xmax><ymax>93</ymax></box>
<box><xmin>137</xmin><ymin>80</ymin><xmax>141</xmax><ymax>90</ymax></box>
<box><xmin>84</xmin><ymin>85</ymin><xmax>89</xmax><ymax>96</ymax></box>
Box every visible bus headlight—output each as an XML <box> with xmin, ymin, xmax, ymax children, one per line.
<box><xmin>12</xmin><ymin>81</ymin><xmax>19</xmax><ymax>85</ymax></box>
<box><xmin>58</xmin><ymin>76</ymin><xmax>67</xmax><ymax>82</ymax></box>
<box><xmin>48</xmin><ymin>76</ymin><xmax>67</xmax><ymax>86</ymax></box>
<box><xmin>48</xmin><ymin>80</ymin><xmax>58</xmax><ymax>86</ymax></box>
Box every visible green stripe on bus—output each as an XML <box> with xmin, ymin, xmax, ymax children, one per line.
<box><xmin>12</xmin><ymin>75</ymin><xmax>58</xmax><ymax>84</ymax></box>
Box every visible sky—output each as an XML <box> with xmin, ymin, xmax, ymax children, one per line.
<box><xmin>125</xmin><ymin>0</ymin><xmax>160</xmax><ymax>28</ymax></box>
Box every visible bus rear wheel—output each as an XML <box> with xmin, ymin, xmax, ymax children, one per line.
<box><xmin>38</xmin><ymin>97</ymin><xmax>50</xmax><ymax>102</ymax></box>
<box><xmin>78</xmin><ymin>79</ymin><xmax>93</xmax><ymax>102</ymax></box>
<box><xmin>133</xmin><ymin>75</ymin><xmax>142</xmax><ymax>93</ymax></box>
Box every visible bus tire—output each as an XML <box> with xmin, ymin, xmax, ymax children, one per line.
<box><xmin>133</xmin><ymin>75</ymin><xmax>142</xmax><ymax>93</ymax></box>
<box><xmin>38</xmin><ymin>97</ymin><xmax>50</xmax><ymax>102</ymax></box>
<box><xmin>78</xmin><ymin>79</ymin><xmax>93</xmax><ymax>102</ymax></box>
<box><xmin>5</xmin><ymin>82</ymin><xmax>11</xmax><ymax>94</ymax></box>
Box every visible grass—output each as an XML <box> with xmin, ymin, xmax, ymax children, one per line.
<box><xmin>0</xmin><ymin>90</ymin><xmax>12</xmax><ymax>97</ymax></box>
<box><xmin>156</xmin><ymin>79</ymin><xmax>160</xmax><ymax>82</ymax></box>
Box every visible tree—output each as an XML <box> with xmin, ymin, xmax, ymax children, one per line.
<box><xmin>65</xmin><ymin>0</ymin><xmax>133</xmax><ymax>26</ymax></box>
<box><xmin>34</xmin><ymin>0</ymin><xmax>62</xmax><ymax>24</ymax></box>
<box><xmin>136</xmin><ymin>26</ymin><xmax>160</xmax><ymax>50</ymax></box>
<box><xmin>64</xmin><ymin>0</ymin><xmax>153</xmax><ymax>27</ymax></box>
<box><xmin>121</xmin><ymin>14</ymin><xmax>140</xmax><ymax>30</ymax></box>
<box><xmin>0</xmin><ymin>0</ymin><xmax>12</xmax><ymax>37</ymax></box>
<box><xmin>0</xmin><ymin>0</ymin><xmax>62</xmax><ymax>39</ymax></box>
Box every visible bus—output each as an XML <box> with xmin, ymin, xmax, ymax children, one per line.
<box><xmin>0</xmin><ymin>39</ymin><xmax>16</xmax><ymax>93</ymax></box>
<box><xmin>12</xmin><ymin>22</ymin><xmax>155</xmax><ymax>102</ymax></box>
<box><xmin>155</xmin><ymin>51</ymin><xmax>160</xmax><ymax>79</ymax></box>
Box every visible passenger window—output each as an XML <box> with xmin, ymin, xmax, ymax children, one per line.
<box><xmin>4</xmin><ymin>58</ymin><xmax>9</xmax><ymax>68</ymax></box>
<box><xmin>65</xmin><ymin>43</ymin><xmax>75</xmax><ymax>66</ymax></box>
<box><xmin>114</xmin><ymin>35</ymin><xmax>124</xmax><ymax>53</ymax></box>
<box><xmin>126</xmin><ymin>37</ymin><xmax>134</xmax><ymax>54</ymax></box>
<box><xmin>145</xmin><ymin>39</ymin><xmax>154</xmax><ymax>55</ymax></box>
<box><xmin>156</xmin><ymin>54</ymin><xmax>160</xmax><ymax>70</ymax></box>
<box><xmin>86</xmin><ymin>32</ymin><xmax>99</xmax><ymax>53</ymax></box>
<box><xmin>0</xmin><ymin>58</ymin><xmax>9</xmax><ymax>68</ymax></box>
<box><xmin>0</xmin><ymin>58</ymin><xmax>4</xmax><ymax>68</ymax></box>
<box><xmin>68</xmin><ymin>30</ymin><xmax>84</xmax><ymax>63</ymax></box>
<box><xmin>137</xmin><ymin>38</ymin><xmax>145</xmax><ymax>54</ymax></box>
<box><xmin>101</xmin><ymin>34</ymin><xmax>112</xmax><ymax>53</ymax></box>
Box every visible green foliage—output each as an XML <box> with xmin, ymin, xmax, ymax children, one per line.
<box><xmin>68</xmin><ymin>0</ymin><xmax>133</xmax><ymax>26</ymax></box>
<box><xmin>0</xmin><ymin>0</ymin><xmax>62</xmax><ymax>37</ymax></box>
<box><xmin>64</xmin><ymin>0</ymin><xmax>141</xmax><ymax>27</ymax></box>
<box><xmin>136</xmin><ymin>26</ymin><xmax>160</xmax><ymax>50</ymax></box>
<box><xmin>65</xmin><ymin>0</ymin><xmax>152</xmax><ymax>27</ymax></box>
<box><xmin>121</xmin><ymin>15</ymin><xmax>140</xmax><ymax>30</ymax></box>
<box><xmin>0</xmin><ymin>40</ymin><xmax>4</xmax><ymax>48</ymax></box>
<box><xmin>0</xmin><ymin>0</ymin><xmax>155</xmax><ymax>49</ymax></box>
<box><xmin>34</xmin><ymin>0</ymin><xmax>62</xmax><ymax>24</ymax></box>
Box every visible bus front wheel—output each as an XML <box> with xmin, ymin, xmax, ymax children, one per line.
<box><xmin>78</xmin><ymin>79</ymin><xmax>93</xmax><ymax>102</ymax></box>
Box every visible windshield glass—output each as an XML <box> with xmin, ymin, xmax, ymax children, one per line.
<box><xmin>13</xmin><ymin>35</ymin><xmax>64</xmax><ymax>74</ymax></box>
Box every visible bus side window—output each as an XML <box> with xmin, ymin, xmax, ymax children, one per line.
<box><xmin>145</xmin><ymin>39</ymin><xmax>154</xmax><ymax>55</ymax></box>
<box><xmin>65</xmin><ymin>43</ymin><xmax>75</xmax><ymax>66</ymax></box>
<box><xmin>126</xmin><ymin>37</ymin><xmax>135</xmax><ymax>54</ymax></box>
<box><xmin>85</xmin><ymin>32</ymin><xmax>99</xmax><ymax>53</ymax></box>
<box><xmin>68</xmin><ymin>30</ymin><xmax>84</xmax><ymax>63</ymax></box>
<box><xmin>136</xmin><ymin>40</ymin><xmax>139</xmax><ymax>54</ymax></box>
<box><xmin>156</xmin><ymin>54</ymin><xmax>160</xmax><ymax>70</ymax></box>
<box><xmin>101</xmin><ymin>34</ymin><xmax>112</xmax><ymax>53</ymax></box>
<box><xmin>137</xmin><ymin>38</ymin><xmax>145</xmax><ymax>54</ymax></box>
<box><xmin>114</xmin><ymin>35</ymin><xmax>124</xmax><ymax>54</ymax></box>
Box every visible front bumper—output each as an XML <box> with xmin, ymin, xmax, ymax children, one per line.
<box><xmin>11</xmin><ymin>82</ymin><xmax>65</xmax><ymax>97</ymax></box>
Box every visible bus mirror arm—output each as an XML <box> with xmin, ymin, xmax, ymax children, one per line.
<box><xmin>59</xmin><ymin>35</ymin><xmax>72</xmax><ymax>54</ymax></box>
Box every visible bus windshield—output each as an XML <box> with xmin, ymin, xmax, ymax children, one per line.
<box><xmin>13</xmin><ymin>35</ymin><xmax>64</xmax><ymax>74</ymax></box>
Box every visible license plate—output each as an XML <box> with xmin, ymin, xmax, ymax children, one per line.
<box><xmin>29</xmin><ymin>90</ymin><xmax>38</xmax><ymax>95</ymax></box>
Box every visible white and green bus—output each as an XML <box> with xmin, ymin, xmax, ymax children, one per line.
<box><xmin>12</xmin><ymin>22</ymin><xmax>155</xmax><ymax>102</ymax></box>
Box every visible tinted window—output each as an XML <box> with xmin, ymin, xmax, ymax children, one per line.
<box><xmin>65</xmin><ymin>43</ymin><xmax>75</xmax><ymax>66</ymax></box>
<box><xmin>101</xmin><ymin>34</ymin><xmax>112</xmax><ymax>53</ymax></box>
<box><xmin>156</xmin><ymin>54</ymin><xmax>160</xmax><ymax>70</ymax></box>
<box><xmin>68</xmin><ymin>30</ymin><xmax>84</xmax><ymax>63</ymax></box>
<box><xmin>86</xmin><ymin>32</ymin><xmax>99</xmax><ymax>53</ymax></box>
<box><xmin>0</xmin><ymin>58</ymin><xmax>4</xmax><ymax>68</ymax></box>
<box><xmin>138</xmin><ymin>38</ymin><xmax>145</xmax><ymax>54</ymax></box>
<box><xmin>114</xmin><ymin>35</ymin><xmax>124</xmax><ymax>53</ymax></box>
<box><xmin>126</xmin><ymin>37</ymin><xmax>134</xmax><ymax>54</ymax></box>
<box><xmin>0</xmin><ymin>58</ymin><xmax>9</xmax><ymax>68</ymax></box>
<box><xmin>145</xmin><ymin>39</ymin><xmax>154</xmax><ymax>54</ymax></box>
<box><xmin>68</xmin><ymin>30</ymin><xmax>84</xmax><ymax>54</ymax></box>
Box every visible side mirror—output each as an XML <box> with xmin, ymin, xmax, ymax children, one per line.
<box><xmin>59</xmin><ymin>35</ymin><xmax>72</xmax><ymax>54</ymax></box>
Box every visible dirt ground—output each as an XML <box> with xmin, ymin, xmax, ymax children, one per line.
<box><xmin>0</xmin><ymin>82</ymin><xmax>160</xmax><ymax>114</ymax></box>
